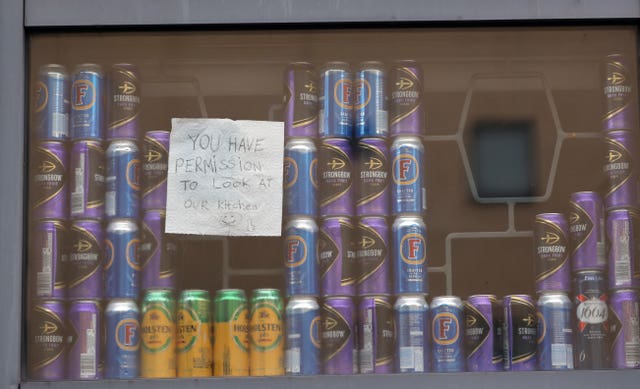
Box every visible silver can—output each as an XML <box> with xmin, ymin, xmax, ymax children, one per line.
<box><xmin>537</xmin><ymin>292</ymin><xmax>574</xmax><ymax>370</ymax></box>
<box><xmin>285</xmin><ymin>296</ymin><xmax>321</xmax><ymax>376</ymax></box>
<box><xmin>395</xmin><ymin>294</ymin><xmax>429</xmax><ymax>373</ymax></box>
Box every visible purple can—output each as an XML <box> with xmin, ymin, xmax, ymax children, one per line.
<box><xmin>284</xmin><ymin>62</ymin><xmax>318</xmax><ymax>138</ymax></box>
<box><xmin>321</xmin><ymin>297</ymin><xmax>356</xmax><ymax>375</ymax></box>
<box><xmin>358</xmin><ymin>296</ymin><xmax>394</xmax><ymax>374</ymax></box>
<box><xmin>356</xmin><ymin>217</ymin><xmax>390</xmax><ymax>295</ymax></box>
<box><xmin>502</xmin><ymin>295</ymin><xmax>537</xmax><ymax>371</ymax></box>
<box><xmin>389</xmin><ymin>60</ymin><xmax>423</xmax><ymax>136</ymax></box>
<box><xmin>31</xmin><ymin>141</ymin><xmax>68</xmax><ymax>220</ymax></box>
<box><xmin>107</xmin><ymin>63</ymin><xmax>141</xmax><ymax>140</ymax></box>
<box><xmin>67</xmin><ymin>220</ymin><xmax>103</xmax><ymax>299</ymax></box>
<box><xmin>609</xmin><ymin>289</ymin><xmax>640</xmax><ymax>368</ymax></box>
<box><xmin>70</xmin><ymin>140</ymin><xmax>105</xmax><ymax>220</ymax></box>
<box><xmin>319</xmin><ymin>217</ymin><xmax>356</xmax><ymax>297</ymax></box>
<box><xmin>28</xmin><ymin>300</ymin><xmax>66</xmax><ymax>380</ymax></box>
<box><xmin>141</xmin><ymin>209</ymin><xmax>176</xmax><ymax>290</ymax></box>
<box><xmin>319</xmin><ymin>138</ymin><xmax>353</xmax><ymax>217</ymax></box>
<box><xmin>607</xmin><ymin>209</ymin><xmax>639</xmax><ymax>289</ymax></box>
<box><xmin>355</xmin><ymin>138</ymin><xmax>389</xmax><ymax>217</ymax></box>
<box><xmin>534</xmin><ymin>213</ymin><xmax>570</xmax><ymax>293</ymax></box>
<box><xmin>29</xmin><ymin>220</ymin><xmax>67</xmax><ymax>300</ymax></box>
<box><xmin>603</xmin><ymin>130</ymin><xmax>638</xmax><ymax>211</ymax></box>
<box><xmin>569</xmin><ymin>191</ymin><xmax>606</xmax><ymax>272</ymax></box>
<box><xmin>602</xmin><ymin>54</ymin><xmax>637</xmax><ymax>132</ymax></box>
<box><xmin>142</xmin><ymin>130</ymin><xmax>169</xmax><ymax>210</ymax></box>
<box><xmin>464</xmin><ymin>295</ymin><xmax>503</xmax><ymax>372</ymax></box>
<box><xmin>68</xmin><ymin>300</ymin><xmax>102</xmax><ymax>380</ymax></box>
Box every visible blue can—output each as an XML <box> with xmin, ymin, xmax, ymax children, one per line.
<box><xmin>105</xmin><ymin>219</ymin><xmax>140</xmax><ymax>299</ymax></box>
<box><xmin>392</xmin><ymin>216</ymin><xmax>427</xmax><ymax>294</ymax></box>
<box><xmin>537</xmin><ymin>292</ymin><xmax>574</xmax><ymax>370</ymax></box>
<box><xmin>284</xmin><ymin>217</ymin><xmax>319</xmax><ymax>297</ymax></box>
<box><xmin>430</xmin><ymin>296</ymin><xmax>464</xmax><ymax>372</ymax></box>
<box><xmin>33</xmin><ymin>64</ymin><xmax>69</xmax><ymax>140</ymax></box>
<box><xmin>395</xmin><ymin>295</ymin><xmax>429</xmax><ymax>373</ymax></box>
<box><xmin>319</xmin><ymin>62</ymin><xmax>353</xmax><ymax>138</ymax></box>
<box><xmin>71</xmin><ymin>64</ymin><xmax>104</xmax><ymax>140</ymax></box>
<box><xmin>286</xmin><ymin>296</ymin><xmax>321</xmax><ymax>376</ymax></box>
<box><xmin>105</xmin><ymin>298</ymin><xmax>140</xmax><ymax>379</ymax></box>
<box><xmin>106</xmin><ymin>139</ymin><xmax>140</xmax><ymax>219</ymax></box>
<box><xmin>284</xmin><ymin>138</ymin><xmax>317</xmax><ymax>217</ymax></box>
<box><xmin>355</xmin><ymin>62</ymin><xmax>388</xmax><ymax>138</ymax></box>
<box><xmin>391</xmin><ymin>136</ymin><xmax>426</xmax><ymax>215</ymax></box>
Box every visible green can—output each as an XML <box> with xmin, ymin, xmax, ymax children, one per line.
<box><xmin>249</xmin><ymin>289</ymin><xmax>284</xmax><ymax>376</ymax></box>
<box><xmin>141</xmin><ymin>289</ymin><xmax>176</xmax><ymax>378</ymax></box>
<box><xmin>213</xmin><ymin>289</ymin><xmax>250</xmax><ymax>376</ymax></box>
<box><xmin>177</xmin><ymin>289</ymin><xmax>212</xmax><ymax>377</ymax></box>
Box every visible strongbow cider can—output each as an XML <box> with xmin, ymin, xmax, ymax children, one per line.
<box><xmin>503</xmin><ymin>295</ymin><xmax>537</xmax><ymax>371</ymax></box>
<box><xmin>319</xmin><ymin>138</ymin><xmax>353</xmax><ymax>217</ymax></box>
<box><xmin>105</xmin><ymin>299</ymin><xmax>140</xmax><ymax>379</ymax></box>
<box><xmin>249</xmin><ymin>289</ymin><xmax>284</xmax><ymax>376</ymax></box>
<box><xmin>604</xmin><ymin>130</ymin><xmax>637</xmax><ymax>211</ymax></box>
<box><xmin>356</xmin><ymin>216</ymin><xmax>390</xmax><ymax>295</ymax></box>
<box><xmin>29</xmin><ymin>220</ymin><xmax>67</xmax><ymax>299</ymax></box>
<box><xmin>142</xmin><ymin>130</ymin><xmax>170</xmax><ymax>210</ymax></box>
<box><xmin>319</xmin><ymin>62</ymin><xmax>353</xmax><ymax>138</ymax></box>
<box><xmin>177</xmin><ymin>290</ymin><xmax>212</xmax><ymax>377</ymax></box>
<box><xmin>70</xmin><ymin>140</ymin><xmax>105</xmax><ymax>219</ymax></box>
<box><xmin>284</xmin><ymin>217</ymin><xmax>319</xmax><ymax>297</ymax></box>
<box><xmin>390</xmin><ymin>60</ymin><xmax>423</xmax><ymax>136</ymax></box>
<box><xmin>33</xmin><ymin>64</ymin><xmax>69</xmax><ymax>140</ymax></box>
<box><xmin>431</xmin><ymin>296</ymin><xmax>464</xmax><ymax>372</ymax></box>
<box><xmin>319</xmin><ymin>216</ymin><xmax>356</xmax><ymax>297</ymax></box>
<box><xmin>356</xmin><ymin>138</ymin><xmax>390</xmax><ymax>217</ymax></box>
<box><xmin>395</xmin><ymin>294</ymin><xmax>429</xmax><ymax>373</ymax></box>
<box><xmin>28</xmin><ymin>300</ymin><xmax>66</xmax><ymax>380</ymax></box>
<box><xmin>609</xmin><ymin>289</ymin><xmax>640</xmax><ymax>369</ymax></box>
<box><xmin>105</xmin><ymin>219</ymin><xmax>140</xmax><ymax>299</ymax></box>
<box><xmin>321</xmin><ymin>297</ymin><xmax>356</xmax><ymax>375</ymax></box>
<box><xmin>574</xmin><ymin>271</ymin><xmax>609</xmax><ymax>369</ymax></box>
<box><xmin>465</xmin><ymin>294</ymin><xmax>503</xmax><ymax>372</ymax></box>
<box><xmin>67</xmin><ymin>220</ymin><xmax>103</xmax><ymax>299</ymax></box>
<box><xmin>391</xmin><ymin>136</ymin><xmax>426</xmax><ymax>215</ymax></box>
<box><xmin>108</xmin><ymin>63</ymin><xmax>140</xmax><ymax>140</ymax></box>
<box><xmin>284</xmin><ymin>62</ymin><xmax>318</xmax><ymax>138</ymax></box>
<box><xmin>285</xmin><ymin>296</ymin><xmax>321</xmax><ymax>376</ymax></box>
<box><xmin>31</xmin><ymin>141</ymin><xmax>68</xmax><ymax>220</ymax></box>
<box><xmin>602</xmin><ymin>54</ymin><xmax>637</xmax><ymax>131</ymax></box>
<box><xmin>141</xmin><ymin>210</ymin><xmax>176</xmax><ymax>290</ymax></box>
<box><xmin>569</xmin><ymin>191</ymin><xmax>606</xmax><ymax>272</ymax></box>
<box><xmin>141</xmin><ymin>289</ymin><xmax>176</xmax><ymax>378</ymax></box>
<box><xmin>536</xmin><ymin>292</ymin><xmax>574</xmax><ymax>370</ymax></box>
<box><xmin>106</xmin><ymin>139</ymin><xmax>140</xmax><ymax>219</ymax></box>
<box><xmin>392</xmin><ymin>216</ymin><xmax>427</xmax><ymax>294</ymax></box>
<box><xmin>607</xmin><ymin>209</ymin><xmax>640</xmax><ymax>289</ymax></box>
<box><xmin>358</xmin><ymin>296</ymin><xmax>395</xmax><ymax>374</ymax></box>
<box><xmin>68</xmin><ymin>300</ymin><xmax>101</xmax><ymax>380</ymax></box>
<box><xmin>534</xmin><ymin>213</ymin><xmax>570</xmax><ymax>293</ymax></box>
<box><xmin>355</xmin><ymin>62</ymin><xmax>388</xmax><ymax>138</ymax></box>
<box><xmin>213</xmin><ymin>289</ymin><xmax>250</xmax><ymax>376</ymax></box>
<box><xmin>284</xmin><ymin>138</ymin><xmax>318</xmax><ymax>217</ymax></box>
<box><xmin>71</xmin><ymin>64</ymin><xmax>103</xmax><ymax>140</ymax></box>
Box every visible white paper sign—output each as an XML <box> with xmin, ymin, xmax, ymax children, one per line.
<box><xmin>166</xmin><ymin>118</ymin><xmax>284</xmax><ymax>236</ymax></box>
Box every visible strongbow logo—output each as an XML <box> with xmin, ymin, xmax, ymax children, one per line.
<box><xmin>466</xmin><ymin>315</ymin><xmax>477</xmax><ymax>327</ymax></box>
<box><xmin>323</xmin><ymin>317</ymin><xmax>338</xmax><ymax>330</ymax></box>
<box><xmin>145</xmin><ymin>150</ymin><xmax>162</xmax><ymax>163</ymax></box>
<box><xmin>608</xmin><ymin>72</ymin><xmax>625</xmax><ymax>85</ymax></box>
<box><xmin>327</xmin><ymin>158</ymin><xmax>346</xmax><ymax>170</ymax></box>
<box><xmin>522</xmin><ymin>313</ymin><xmax>536</xmax><ymax>327</ymax></box>
<box><xmin>540</xmin><ymin>232</ymin><xmax>560</xmax><ymax>245</ymax></box>
<box><xmin>74</xmin><ymin>239</ymin><xmax>92</xmax><ymax>252</ymax></box>
<box><xmin>569</xmin><ymin>212</ymin><xmax>580</xmax><ymax>224</ymax></box>
<box><xmin>607</xmin><ymin>150</ymin><xmax>622</xmax><ymax>163</ymax></box>
<box><xmin>39</xmin><ymin>160</ymin><xmax>57</xmax><ymax>173</ymax></box>
<box><xmin>359</xmin><ymin>236</ymin><xmax>375</xmax><ymax>249</ymax></box>
<box><xmin>396</xmin><ymin>77</ymin><xmax>414</xmax><ymax>90</ymax></box>
<box><xmin>365</xmin><ymin>157</ymin><xmax>383</xmax><ymax>170</ymax></box>
<box><xmin>40</xmin><ymin>321</ymin><xmax>58</xmax><ymax>335</ymax></box>
<box><xmin>119</xmin><ymin>81</ymin><xmax>136</xmax><ymax>95</ymax></box>
<box><xmin>305</xmin><ymin>81</ymin><xmax>316</xmax><ymax>93</ymax></box>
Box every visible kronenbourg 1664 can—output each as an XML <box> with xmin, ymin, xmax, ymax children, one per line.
<box><xmin>574</xmin><ymin>270</ymin><xmax>609</xmax><ymax>369</ymax></box>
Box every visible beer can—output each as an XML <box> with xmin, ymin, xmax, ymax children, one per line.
<box><xmin>602</xmin><ymin>54</ymin><xmax>637</xmax><ymax>131</ymax></box>
<box><xmin>534</xmin><ymin>213</ymin><xmax>570</xmax><ymax>293</ymax></box>
<box><xmin>319</xmin><ymin>216</ymin><xmax>356</xmax><ymax>297</ymax></box>
<box><xmin>431</xmin><ymin>296</ymin><xmax>464</xmax><ymax>372</ymax></box>
<box><xmin>574</xmin><ymin>270</ymin><xmax>609</xmax><ymax>369</ymax></box>
<box><xmin>213</xmin><ymin>289</ymin><xmax>249</xmax><ymax>376</ymax></box>
<box><xmin>141</xmin><ymin>210</ymin><xmax>177</xmax><ymax>290</ymax></box>
<box><xmin>33</xmin><ymin>64</ymin><xmax>69</xmax><ymax>140</ymax></box>
<box><xmin>392</xmin><ymin>216</ymin><xmax>427</xmax><ymax>295</ymax></box>
<box><xmin>607</xmin><ymin>209</ymin><xmax>640</xmax><ymax>289</ymax></box>
<box><xmin>284</xmin><ymin>137</ymin><xmax>318</xmax><ymax>218</ymax></box>
<box><xmin>105</xmin><ymin>298</ymin><xmax>140</xmax><ymax>379</ymax></box>
<box><xmin>569</xmin><ymin>191</ymin><xmax>606</xmax><ymax>272</ymax></box>
<box><xmin>284</xmin><ymin>217</ymin><xmax>319</xmax><ymax>297</ymax></box>
<box><xmin>249</xmin><ymin>289</ymin><xmax>284</xmax><ymax>376</ymax></box>
<box><xmin>107</xmin><ymin>63</ymin><xmax>141</xmax><ymax>140</ymax></box>
<box><xmin>68</xmin><ymin>300</ymin><xmax>101</xmax><ymax>380</ymax></box>
<box><xmin>536</xmin><ymin>292</ymin><xmax>574</xmax><ymax>370</ymax></box>
<box><xmin>358</xmin><ymin>295</ymin><xmax>395</xmax><ymax>374</ymax></box>
<box><xmin>141</xmin><ymin>289</ymin><xmax>176</xmax><ymax>378</ymax></box>
<box><xmin>177</xmin><ymin>289</ymin><xmax>212</xmax><ymax>377</ymax></box>
<box><xmin>31</xmin><ymin>141</ymin><xmax>68</xmax><ymax>220</ymax></box>
<box><xmin>285</xmin><ymin>296</ymin><xmax>321</xmax><ymax>376</ymax></box>
<box><xmin>106</xmin><ymin>139</ymin><xmax>140</xmax><ymax>219</ymax></box>
<box><xmin>68</xmin><ymin>220</ymin><xmax>103</xmax><ymax>299</ymax></box>
<box><xmin>389</xmin><ymin>60</ymin><xmax>423</xmax><ymax>137</ymax></box>
<box><xmin>105</xmin><ymin>219</ymin><xmax>140</xmax><ymax>299</ymax></box>
<box><xmin>604</xmin><ymin>130</ymin><xmax>638</xmax><ymax>211</ymax></box>
<box><xmin>284</xmin><ymin>62</ymin><xmax>319</xmax><ymax>138</ymax></box>
<box><xmin>356</xmin><ymin>216</ymin><xmax>390</xmax><ymax>295</ymax></box>
<box><xmin>28</xmin><ymin>300</ymin><xmax>66</xmax><ymax>380</ymax></box>
<box><xmin>319</xmin><ymin>62</ymin><xmax>353</xmax><ymax>138</ymax></box>
<box><xmin>355</xmin><ymin>62</ymin><xmax>388</xmax><ymax>138</ymax></box>
<box><xmin>395</xmin><ymin>294</ymin><xmax>429</xmax><ymax>373</ymax></box>
<box><xmin>503</xmin><ymin>294</ymin><xmax>537</xmax><ymax>371</ymax></box>
<box><xmin>464</xmin><ymin>294</ymin><xmax>503</xmax><ymax>372</ymax></box>
<box><xmin>609</xmin><ymin>289</ymin><xmax>640</xmax><ymax>369</ymax></box>
<box><xmin>356</xmin><ymin>138</ymin><xmax>390</xmax><ymax>217</ymax></box>
<box><xmin>71</xmin><ymin>64</ymin><xmax>103</xmax><ymax>140</ymax></box>
<box><xmin>391</xmin><ymin>136</ymin><xmax>426</xmax><ymax>215</ymax></box>
<box><xmin>142</xmin><ymin>130</ymin><xmax>170</xmax><ymax>210</ymax></box>
<box><xmin>319</xmin><ymin>138</ymin><xmax>354</xmax><ymax>217</ymax></box>
<box><xmin>29</xmin><ymin>219</ymin><xmax>67</xmax><ymax>300</ymax></box>
<box><xmin>321</xmin><ymin>296</ymin><xmax>356</xmax><ymax>375</ymax></box>
<box><xmin>70</xmin><ymin>140</ymin><xmax>105</xmax><ymax>219</ymax></box>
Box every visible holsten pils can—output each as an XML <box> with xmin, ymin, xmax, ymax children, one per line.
<box><xmin>358</xmin><ymin>296</ymin><xmax>395</xmax><ymax>374</ymax></box>
<box><xmin>319</xmin><ymin>62</ymin><xmax>353</xmax><ymax>138</ymax></box>
<box><xmin>141</xmin><ymin>289</ymin><xmax>176</xmax><ymax>378</ymax></box>
<box><xmin>609</xmin><ymin>289</ymin><xmax>640</xmax><ymax>369</ymax></box>
<box><xmin>70</xmin><ymin>140</ymin><xmax>105</xmax><ymax>219</ymax></box>
<box><xmin>355</xmin><ymin>61</ymin><xmax>388</xmax><ymax>138</ymax></box>
<box><xmin>105</xmin><ymin>298</ymin><xmax>140</xmax><ymax>379</ymax></box>
<box><xmin>464</xmin><ymin>294</ymin><xmax>503</xmax><ymax>372</ymax></box>
<box><xmin>71</xmin><ymin>64</ymin><xmax>103</xmax><ymax>140</ymax></box>
<box><xmin>569</xmin><ymin>191</ymin><xmax>605</xmax><ymax>272</ymax></box>
<box><xmin>177</xmin><ymin>289</ymin><xmax>213</xmax><ymax>377</ymax></box>
<box><xmin>285</xmin><ymin>295</ymin><xmax>321</xmax><ymax>376</ymax></box>
<box><xmin>29</xmin><ymin>220</ymin><xmax>67</xmax><ymax>300</ymax></box>
<box><xmin>430</xmin><ymin>296</ymin><xmax>464</xmax><ymax>372</ymax></box>
<box><xmin>390</xmin><ymin>60</ymin><xmax>423</xmax><ymax>136</ymax></box>
<box><xmin>141</xmin><ymin>209</ymin><xmax>177</xmax><ymax>290</ymax></box>
<box><xmin>249</xmin><ymin>289</ymin><xmax>284</xmax><ymax>376</ymax></box>
<box><xmin>574</xmin><ymin>271</ymin><xmax>609</xmax><ymax>370</ymax></box>
<box><xmin>391</xmin><ymin>136</ymin><xmax>426</xmax><ymax>215</ymax></box>
<box><xmin>284</xmin><ymin>137</ymin><xmax>318</xmax><ymax>217</ymax></box>
<box><xmin>356</xmin><ymin>216</ymin><xmax>390</xmax><ymax>295</ymax></box>
<box><xmin>67</xmin><ymin>220</ymin><xmax>103</xmax><ymax>299</ymax></box>
<box><xmin>213</xmin><ymin>289</ymin><xmax>250</xmax><ymax>377</ymax></box>
<box><xmin>68</xmin><ymin>300</ymin><xmax>101</xmax><ymax>380</ymax></box>
<box><xmin>534</xmin><ymin>213</ymin><xmax>570</xmax><ymax>293</ymax></box>
<box><xmin>321</xmin><ymin>296</ymin><xmax>356</xmax><ymax>375</ymax></box>
<box><xmin>284</xmin><ymin>62</ymin><xmax>318</xmax><ymax>138</ymax></box>
<box><xmin>319</xmin><ymin>138</ymin><xmax>353</xmax><ymax>217</ymax></box>
<box><xmin>105</xmin><ymin>219</ymin><xmax>140</xmax><ymax>299</ymax></box>
<box><xmin>31</xmin><ymin>141</ymin><xmax>68</xmax><ymax>220</ymax></box>
<box><xmin>395</xmin><ymin>294</ymin><xmax>429</xmax><ymax>373</ymax></box>
<box><xmin>356</xmin><ymin>138</ymin><xmax>390</xmax><ymax>217</ymax></box>
<box><xmin>602</xmin><ymin>53</ymin><xmax>637</xmax><ymax>131</ymax></box>
<box><xmin>536</xmin><ymin>292</ymin><xmax>574</xmax><ymax>370</ymax></box>
<box><xmin>284</xmin><ymin>217</ymin><xmax>319</xmax><ymax>297</ymax></box>
<box><xmin>142</xmin><ymin>130</ymin><xmax>170</xmax><ymax>210</ymax></box>
<box><xmin>106</xmin><ymin>139</ymin><xmax>141</xmax><ymax>219</ymax></box>
<box><xmin>108</xmin><ymin>63</ymin><xmax>141</xmax><ymax>140</ymax></box>
<box><xmin>392</xmin><ymin>216</ymin><xmax>427</xmax><ymax>295</ymax></box>
<box><xmin>607</xmin><ymin>209</ymin><xmax>640</xmax><ymax>289</ymax></box>
<box><xmin>503</xmin><ymin>295</ymin><xmax>537</xmax><ymax>371</ymax></box>
<box><xmin>603</xmin><ymin>130</ymin><xmax>637</xmax><ymax>211</ymax></box>
<box><xmin>319</xmin><ymin>216</ymin><xmax>356</xmax><ymax>297</ymax></box>
<box><xmin>33</xmin><ymin>64</ymin><xmax>69</xmax><ymax>140</ymax></box>
<box><xmin>28</xmin><ymin>300</ymin><xmax>66</xmax><ymax>380</ymax></box>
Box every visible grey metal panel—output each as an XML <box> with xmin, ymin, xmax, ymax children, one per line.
<box><xmin>25</xmin><ymin>0</ymin><xmax>640</xmax><ymax>27</ymax></box>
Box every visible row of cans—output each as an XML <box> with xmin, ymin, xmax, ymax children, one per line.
<box><xmin>284</xmin><ymin>61</ymin><xmax>423</xmax><ymax>139</ymax></box>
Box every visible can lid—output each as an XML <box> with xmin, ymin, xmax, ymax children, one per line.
<box><xmin>322</xmin><ymin>61</ymin><xmax>350</xmax><ymax>70</ymax></box>
<box><xmin>74</xmin><ymin>63</ymin><xmax>103</xmax><ymax>74</ymax></box>
<box><xmin>39</xmin><ymin>63</ymin><xmax>68</xmax><ymax>76</ymax></box>
<box><xmin>358</xmin><ymin>61</ymin><xmax>385</xmax><ymax>69</ymax></box>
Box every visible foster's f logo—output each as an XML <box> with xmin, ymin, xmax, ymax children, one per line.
<box><xmin>115</xmin><ymin>318</ymin><xmax>140</xmax><ymax>351</ymax></box>
<box><xmin>283</xmin><ymin>157</ymin><xmax>298</xmax><ymax>189</ymax></box>
<box><xmin>432</xmin><ymin>312</ymin><xmax>459</xmax><ymax>345</ymax></box>
<box><xmin>393</xmin><ymin>154</ymin><xmax>419</xmax><ymax>185</ymax></box>
<box><xmin>285</xmin><ymin>235</ymin><xmax>307</xmax><ymax>268</ymax></box>
<box><xmin>72</xmin><ymin>79</ymin><xmax>95</xmax><ymax>110</ymax></box>
<box><xmin>400</xmin><ymin>233</ymin><xmax>426</xmax><ymax>265</ymax></box>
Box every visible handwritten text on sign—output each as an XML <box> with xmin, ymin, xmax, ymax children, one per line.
<box><xmin>166</xmin><ymin>118</ymin><xmax>284</xmax><ymax>236</ymax></box>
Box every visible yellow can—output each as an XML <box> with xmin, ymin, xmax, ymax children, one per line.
<box><xmin>213</xmin><ymin>289</ymin><xmax>250</xmax><ymax>376</ymax></box>
<box><xmin>140</xmin><ymin>289</ymin><xmax>176</xmax><ymax>378</ymax></box>
<box><xmin>176</xmin><ymin>290</ymin><xmax>213</xmax><ymax>377</ymax></box>
<box><xmin>249</xmin><ymin>289</ymin><xmax>284</xmax><ymax>376</ymax></box>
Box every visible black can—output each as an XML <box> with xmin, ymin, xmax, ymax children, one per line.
<box><xmin>573</xmin><ymin>271</ymin><xmax>609</xmax><ymax>369</ymax></box>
